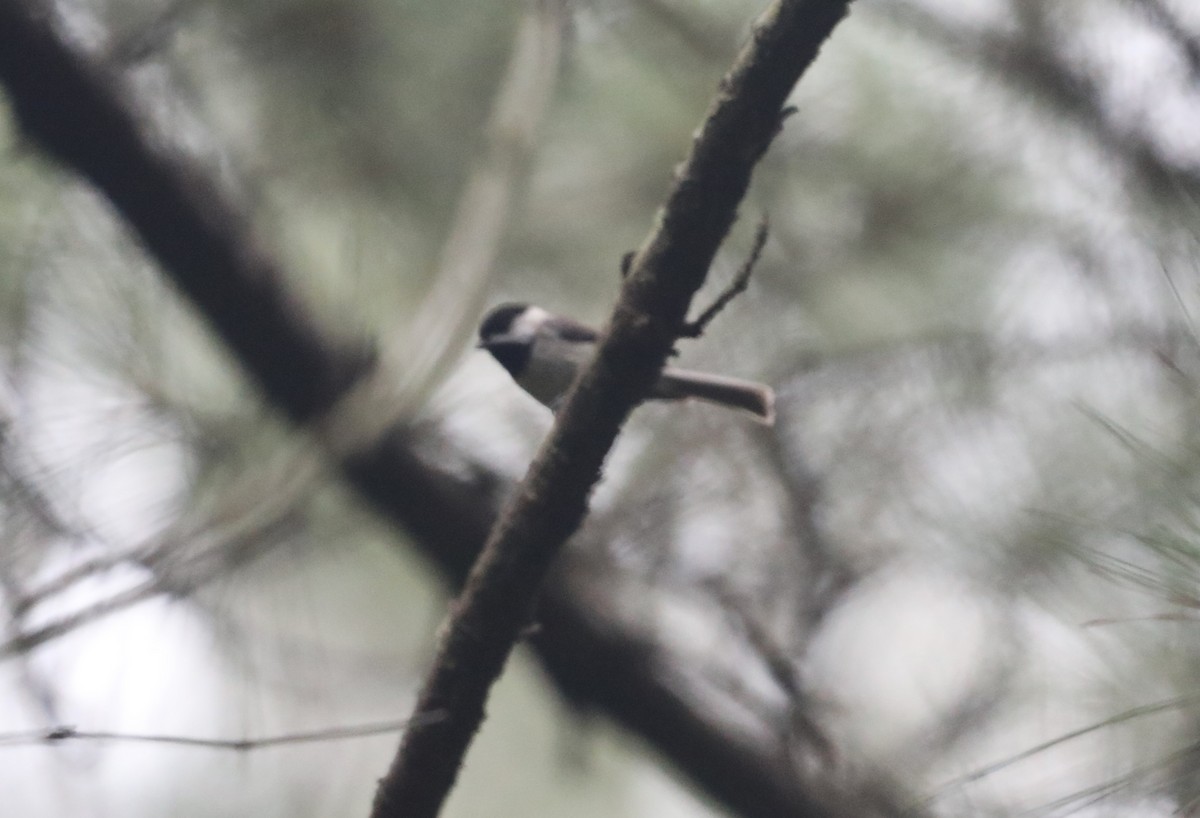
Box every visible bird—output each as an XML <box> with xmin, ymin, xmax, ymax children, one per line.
<box><xmin>477</xmin><ymin>302</ymin><xmax>774</xmax><ymax>424</ymax></box>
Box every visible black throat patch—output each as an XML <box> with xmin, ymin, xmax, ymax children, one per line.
<box><xmin>482</xmin><ymin>338</ymin><xmax>531</xmax><ymax>378</ymax></box>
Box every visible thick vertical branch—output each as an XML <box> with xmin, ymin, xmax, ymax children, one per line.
<box><xmin>371</xmin><ymin>2</ymin><xmax>856</xmax><ymax>817</ymax></box>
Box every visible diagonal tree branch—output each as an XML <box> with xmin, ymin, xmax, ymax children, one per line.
<box><xmin>0</xmin><ymin>1</ymin><xmax>374</xmax><ymax>425</ymax></box>
<box><xmin>0</xmin><ymin>1</ymin><xmax>854</xmax><ymax>816</ymax></box>
<box><xmin>373</xmin><ymin>2</ymin><xmax>855</xmax><ymax>816</ymax></box>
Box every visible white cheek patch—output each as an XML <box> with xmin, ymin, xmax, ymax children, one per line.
<box><xmin>513</xmin><ymin>306</ymin><xmax>551</xmax><ymax>339</ymax></box>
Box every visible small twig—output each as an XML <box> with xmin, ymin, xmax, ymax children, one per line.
<box><xmin>680</xmin><ymin>215</ymin><xmax>769</xmax><ymax>338</ymax></box>
<box><xmin>2</xmin><ymin>579</ymin><xmax>163</xmax><ymax>657</ymax></box>
<box><xmin>0</xmin><ymin>712</ymin><xmax>448</xmax><ymax>751</ymax></box>
<box><xmin>953</xmin><ymin>694</ymin><xmax>1200</xmax><ymax>785</ymax></box>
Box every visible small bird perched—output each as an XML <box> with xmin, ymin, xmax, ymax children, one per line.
<box><xmin>477</xmin><ymin>302</ymin><xmax>775</xmax><ymax>424</ymax></box>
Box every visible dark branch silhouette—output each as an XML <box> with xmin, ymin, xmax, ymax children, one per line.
<box><xmin>373</xmin><ymin>2</ymin><xmax>854</xmax><ymax>816</ymax></box>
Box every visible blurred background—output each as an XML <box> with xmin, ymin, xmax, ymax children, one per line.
<box><xmin>2</xmin><ymin>0</ymin><xmax>1200</xmax><ymax>815</ymax></box>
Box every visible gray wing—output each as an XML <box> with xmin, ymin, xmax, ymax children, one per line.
<box><xmin>543</xmin><ymin>314</ymin><xmax>600</xmax><ymax>343</ymax></box>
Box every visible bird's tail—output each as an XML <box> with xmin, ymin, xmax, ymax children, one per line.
<box><xmin>653</xmin><ymin>367</ymin><xmax>775</xmax><ymax>425</ymax></box>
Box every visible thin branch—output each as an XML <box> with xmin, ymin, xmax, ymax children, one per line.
<box><xmin>681</xmin><ymin>215</ymin><xmax>769</xmax><ymax>338</ymax></box>
<box><xmin>372</xmin><ymin>3</ymin><xmax>854</xmax><ymax>816</ymax></box>
<box><xmin>0</xmin><ymin>501</ymin><xmax>300</xmax><ymax>656</ymax></box>
<box><xmin>2</xmin><ymin>442</ymin><xmax>317</xmax><ymax>654</ymax></box>
<box><xmin>953</xmin><ymin>694</ymin><xmax>1200</xmax><ymax>785</ymax></box>
<box><xmin>0</xmin><ymin>713</ymin><xmax>446</xmax><ymax>750</ymax></box>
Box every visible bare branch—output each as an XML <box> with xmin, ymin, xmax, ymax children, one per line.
<box><xmin>372</xmin><ymin>2</ymin><xmax>854</xmax><ymax>816</ymax></box>
<box><xmin>681</xmin><ymin>215</ymin><xmax>769</xmax><ymax>338</ymax></box>
<box><xmin>0</xmin><ymin>713</ymin><xmax>446</xmax><ymax>751</ymax></box>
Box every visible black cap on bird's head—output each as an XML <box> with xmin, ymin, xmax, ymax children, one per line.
<box><xmin>478</xmin><ymin>302</ymin><xmax>530</xmax><ymax>344</ymax></box>
<box><xmin>478</xmin><ymin>302</ymin><xmax>535</xmax><ymax>377</ymax></box>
